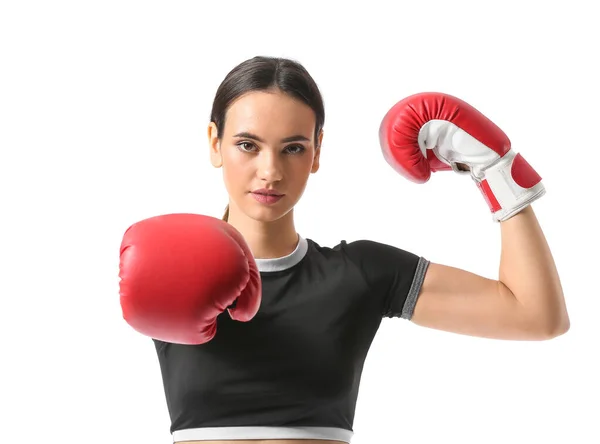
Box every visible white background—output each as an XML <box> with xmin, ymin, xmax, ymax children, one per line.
<box><xmin>1</xmin><ymin>1</ymin><xmax>598</xmax><ymax>443</ymax></box>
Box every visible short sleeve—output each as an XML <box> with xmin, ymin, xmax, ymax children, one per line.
<box><xmin>341</xmin><ymin>240</ymin><xmax>430</xmax><ymax>319</ymax></box>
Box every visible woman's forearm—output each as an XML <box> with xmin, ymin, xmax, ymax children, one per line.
<box><xmin>498</xmin><ymin>205</ymin><xmax>570</xmax><ymax>336</ymax></box>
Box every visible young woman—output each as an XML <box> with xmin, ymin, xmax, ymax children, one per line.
<box><xmin>119</xmin><ymin>56</ymin><xmax>570</xmax><ymax>444</ymax></box>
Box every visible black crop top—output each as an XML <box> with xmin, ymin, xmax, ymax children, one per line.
<box><xmin>153</xmin><ymin>236</ymin><xmax>429</xmax><ymax>443</ymax></box>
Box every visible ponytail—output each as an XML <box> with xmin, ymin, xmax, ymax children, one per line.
<box><xmin>222</xmin><ymin>204</ymin><xmax>229</xmax><ymax>222</ymax></box>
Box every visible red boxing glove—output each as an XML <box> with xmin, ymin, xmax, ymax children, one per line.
<box><xmin>379</xmin><ymin>92</ymin><xmax>545</xmax><ymax>221</ymax></box>
<box><xmin>119</xmin><ymin>213</ymin><xmax>261</xmax><ymax>345</ymax></box>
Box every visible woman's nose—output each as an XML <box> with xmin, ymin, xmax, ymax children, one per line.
<box><xmin>257</xmin><ymin>151</ymin><xmax>283</xmax><ymax>182</ymax></box>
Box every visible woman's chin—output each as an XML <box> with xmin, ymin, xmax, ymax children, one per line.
<box><xmin>243</xmin><ymin>201</ymin><xmax>294</xmax><ymax>222</ymax></box>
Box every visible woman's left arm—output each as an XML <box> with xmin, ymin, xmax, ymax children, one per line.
<box><xmin>411</xmin><ymin>205</ymin><xmax>570</xmax><ymax>341</ymax></box>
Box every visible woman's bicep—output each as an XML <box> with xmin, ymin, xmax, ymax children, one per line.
<box><xmin>410</xmin><ymin>262</ymin><xmax>547</xmax><ymax>340</ymax></box>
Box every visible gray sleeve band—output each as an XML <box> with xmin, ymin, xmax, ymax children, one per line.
<box><xmin>401</xmin><ymin>257</ymin><xmax>430</xmax><ymax>320</ymax></box>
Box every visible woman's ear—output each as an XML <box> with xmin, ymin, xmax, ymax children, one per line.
<box><xmin>311</xmin><ymin>129</ymin><xmax>324</xmax><ymax>174</ymax></box>
<box><xmin>208</xmin><ymin>122</ymin><xmax>222</xmax><ymax>168</ymax></box>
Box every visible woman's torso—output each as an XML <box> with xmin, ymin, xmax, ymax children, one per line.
<box><xmin>159</xmin><ymin>239</ymin><xmax>420</xmax><ymax>444</ymax></box>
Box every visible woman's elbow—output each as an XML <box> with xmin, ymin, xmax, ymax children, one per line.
<box><xmin>535</xmin><ymin>312</ymin><xmax>570</xmax><ymax>340</ymax></box>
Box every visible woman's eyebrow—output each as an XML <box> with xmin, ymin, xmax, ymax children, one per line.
<box><xmin>233</xmin><ymin>131</ymin><xmax>310</xmax><ymax>143</ymax></box>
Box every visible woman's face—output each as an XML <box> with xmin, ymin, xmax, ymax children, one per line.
<box><xmin>209</xmin><ymin>89</ymin><xmax>322</xmax><ymax>223</ymax></box>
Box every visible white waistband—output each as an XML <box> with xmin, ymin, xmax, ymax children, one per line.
<box><xmin>173</xmin><ymin>426</ymin><xmax>353</xmax><ymax>442</ymax></box>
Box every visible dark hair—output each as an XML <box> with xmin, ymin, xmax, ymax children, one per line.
<box><xmin>210</xmin><ymin>56</ymin><xmax>325</xmax><ymax>221</ymax></box>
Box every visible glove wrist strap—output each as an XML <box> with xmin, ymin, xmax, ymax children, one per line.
<box><xmin>475</xmin><ymin>150</ymin><xmax>546</xmax><ymax>222</ymax></box>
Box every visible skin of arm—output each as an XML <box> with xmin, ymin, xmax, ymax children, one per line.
<box><xmin>411</xmin><ymin>206</ymin><xmax>569</xmax><ymax>341</ymax></box>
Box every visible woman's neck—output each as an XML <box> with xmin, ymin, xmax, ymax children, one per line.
<box><xmin>227</xmin><ymin>209</ymin><xmax>299</xmax><ymax>259</ymax></box>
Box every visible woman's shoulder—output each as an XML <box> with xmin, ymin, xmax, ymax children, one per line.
<box><xmin>305</xmin><ymin>237</ymin><xmax>420</xmax><ymax>264</ymax></box>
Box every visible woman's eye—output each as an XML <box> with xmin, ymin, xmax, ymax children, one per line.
<box><xmin>285</xmin><ymin>145</ymin><xmax>305</xmax><ymax>154</ymax></box>
<box><xmin>237</xmin><ymin>142</ymin><xmax>256</xmax><ymax>152</ymax></box>
<box><xmin>236</xmin><ymin>142</ymin><xmax>305</xmax><ymax>154</ymax></box>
